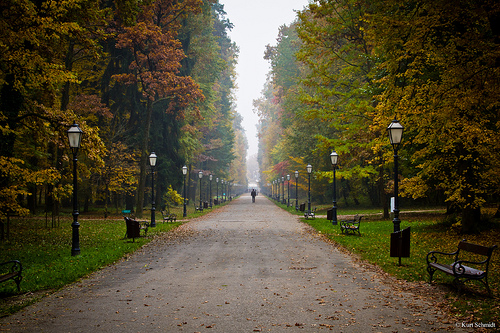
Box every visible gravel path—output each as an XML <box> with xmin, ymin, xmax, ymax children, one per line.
<box><xmin>0</xmin><ymin>194</ymin><xmax>467</xmax><ymax>332</ymax></box>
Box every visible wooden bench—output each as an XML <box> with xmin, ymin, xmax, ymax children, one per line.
<box><xmin>0</xmin><ymin>260</ymin><xmax>22</xmax><ymax>291</ymax></box>
<box><xmin>340</xmin><ymin>214</ymin><xmax>362</xmax><ymax>235</ymax></box>
<box><xmin>161</xmin><ymin>210</ymin><xmax>177</xmax><ymax>223</ymax></box>
<box><xmin>124</xmin><ymin>217</ymin><xmax>149</xmax><ymax>242</ymax></box>
<box><xmin>426</xmin><ymin>240</ymin><xmax>497</xmax><ymax>295</ymax></box>
<box><xmin>304</xmin><ymin>207</ymin><xmax>317</xmax><ymax>219</ymax></box>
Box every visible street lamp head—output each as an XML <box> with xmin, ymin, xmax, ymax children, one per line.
<box><xmin>67</xmin><ymin>122</ymin><xmax>83</xmax><ymax>150</ymax></box>
<box><xmin>295</xmin><ymin>170</ymin><xmax>298</xmax><ymax>179</ymax></box>
<box><xmin>287</xmin><ymin>174</ymin><xmax>290</xmax><ymax>181</ymax></box>
<box><xmin>210</xmin><ymin>174</ymin><xmax>213</xmax><ymax>181</ymax></box>
<box><xmin>282</xmin><ymin>176</ymin><xmax>284</xmax><ymax>182</ymax></box>
<box><xmin>182</xmin><ymin>165</ymin><xmax>188</xmax><ymax>175</ymax></box>
<box><xmin>198</xmin><ymin>171</ymin><xmax>203</xmax><ymax>179</ymax></box>
<box><xmin>149</xmin><ymin>152</ymin><xmax>157</xmax><ymax>167</ymax></box>
<box><xmin>330</xmin><ymin>150</ymin><xmax>339</xmax><ymax>166</ymax></box>
<box><xmin>307</xmin><ymin>164</ymin><xmax>312</xmax><ymax>174</ymax></box>
<box><xmin>387</xmin><ymin>118</ymin><xmax>404</xmax><ymax>148</ymax></box>
<box><xmin>216</xmin><ymin>177</ymin><xmax>219</xmax><ymax>183</ymax></box>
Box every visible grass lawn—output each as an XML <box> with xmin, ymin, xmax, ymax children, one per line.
<box><xmin>0</xmin><ymin>200</ymin><xmax>230</xmax><ymax>316</ymax></box>
<box><xmin>285</xmin><ymin>203</ymin><xmax>500</xmax><ymax>324</ymax></box>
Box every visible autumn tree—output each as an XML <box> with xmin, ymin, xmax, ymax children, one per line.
<box><xmin>367</xmin><ymin>0</ymin><xmax>500</xmax><ymax>233</ymax></box>
<box><xmin>0</xmin><ymin>0</ymin><xmax>108</xmax><ymax>218</ymax></box>
<box><xmin>113</xmin><ymin>0</ymin><xmax>204</xmax><ymax>216</ymax></box>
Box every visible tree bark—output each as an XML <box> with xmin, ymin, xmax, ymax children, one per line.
<box><xmin>135</xmin><ymin>99</ymin><xmax>153</xmax><ymax>218</ymax></box>
<box><xmin>461</xmin><ymin>206</ymin><xmax>480</xmax><ymax>234</ymax></box>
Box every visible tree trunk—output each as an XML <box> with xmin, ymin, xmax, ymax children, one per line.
<box><xmin>135</xmin><ymin>99</ymin><xmax>153</xmax><ymax>218</ymax></box>
<box><xmin>461</xmin><ymin>206</ymin><xmax>480</xmax><ymax>234</ymax></box>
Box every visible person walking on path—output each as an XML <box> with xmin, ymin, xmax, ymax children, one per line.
<box><xmin>251</xmin><ymin>188</ymin><xmax>257</xmax><ymax>203</ymax></box>
<box><xmin>0</xmin><ymin>193</ymin><xmax>466</xmax><ymax>332</ymax></box>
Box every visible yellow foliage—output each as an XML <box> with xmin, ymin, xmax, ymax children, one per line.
<box><xmin>400</xmin><ymin>176</ymin><xmax>429</xmax><ymax>199</ymax></box>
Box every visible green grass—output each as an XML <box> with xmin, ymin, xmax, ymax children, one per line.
<box><xmin>296</xmin><ymin>210</ymin><xmax>500</xmax><ymax>324</ymax></box>
<box><xmin>0</xmin><ymin>199</ymin><xmax>236</xmax><ymax>316</ymax></box>
<box><xmin>0</xmin><ymin>218</ymin><xmax>181</xmax><ymax>298</ymax></box>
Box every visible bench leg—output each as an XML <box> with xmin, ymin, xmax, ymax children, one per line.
<box><xmin>14</xmin><ymin>275</ymin><xmax>21</xmax><ymax>292</ymax></box>
<box><xmin>427</xmin><ymin>265</ymin><xmax>436</xmax><ymax>283</ymax></box>
<box><xmin>484</xmin><ymin>277</ymin><xmax>492</xmax><ymax>297</ymax></box>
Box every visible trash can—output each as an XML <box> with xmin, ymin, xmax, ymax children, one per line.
<box><xmin>390</xmin><ymin>227</ymin><xmax>411</xmax><ymax>258</ymax></box>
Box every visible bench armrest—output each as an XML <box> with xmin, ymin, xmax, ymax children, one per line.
<box><xmin>0</xmin><ymin>260</ymin><xmax>22</xmax><ymax>274</ymax></box>
<box><xmin>452</xmin><ymin>260</ymin><xmax>488</xmax><ymax>276</ymax></box>
<box><xmin>426</xmin><ymin>250</ymin><xmax>458</xmax><ymax>264</ymax></box>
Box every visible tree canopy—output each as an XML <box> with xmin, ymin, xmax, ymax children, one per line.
<box><xmin>255</xmin><ymin>0</ymin><xmax>500</xmax><ymax>233</ymax></box>
<box><xmin>0</xmin><ymin>0</ymin><xmax>244</xmax><ymax>219</ymax></box>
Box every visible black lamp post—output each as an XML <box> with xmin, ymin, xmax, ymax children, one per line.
<box><xmin>222</xmin><ymin>179</ymin><xmax>225</xmax><ymax>202</ymax></box>
<box><xmin>216</xmin><ymin>177</ymin><xmax>219</xmax><ymax>205</ymax></box>
<box><xmin>287</xmin><ymin>174</ymin><xmax>290</xmax><ymax>207</ymax></box>
<box><xmin>281</xmin><ymin>177</ymin><xmax>285</xmax><ymax>204</ymax></box>
<box><xmin>278</xmin><ymin>178</ymin><xmax>280</xmax><ymax>201</ymax></box>
<box><xmin>295</xmin><ymin>171</ymin><xmax>299</xmax><ymax>211</ymax></box>
<box><xmin>209</xmin><ymin>174</ymin><xmax>213</xmax><ymax>208</ymax></box>
<box><xmin>279</xmin><ymin>178</ymin><xmax>281</xmax><ymax>202</ymax></box>
<box><xmin>307</xmin><ymin>164</ymin><xmax>312</xmax><ymax>217</ymax></box>
<box><xmin>198</xmin><ymin>171</ymin><xmax>203</xmax><ymax>211</ymax></box>
<box><xmin>387</xmin><ymin>118</ymin><xmax>404</xmax><ymax>232</ymax></box>
<box><xmin>330</xmin><ymin>150</ymin><xmax>339</xmax><ymax>226</ymax></box>
<box><xmin>182</xmin><ymin>165</ymin><xmax>188</xmax><ymax>217</ymax></box>
<box><xmin>274</xmin><ymin>179</ymin><xmax>280</xmax><ymax>201</ymax></box>
<box><xmin>278</xmin><ymin>178</ymin><xmax>280</xmax><ymax>202</ymax></box>
<box><xmin>67</xmin><ymin>122</ymin><xmax>83</xmax><ymax>256</ymax></box>
<box><xmin>149</xmin><ymin>152</ymin><xmax>157</xmax><ymax>227</ymax></box>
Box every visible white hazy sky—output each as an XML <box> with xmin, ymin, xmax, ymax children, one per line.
<box><xmin>221</xmin><ymin>0</ymin><xmax>310</xmax><ymax>159</ymax></box>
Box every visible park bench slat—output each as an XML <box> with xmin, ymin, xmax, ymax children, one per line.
<box><xmin>426</xmin><ymin>240</ymin><xmax>496</xmax><ymax>295</ymax></box>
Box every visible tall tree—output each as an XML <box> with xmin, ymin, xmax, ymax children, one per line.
<box><xmin>367</xmin><ymin>0</ymin><xmax>500</xmax><ymax>232</ymax></box>
<box><xmin>113</xmin><ymin>0</ymin><xmax>204</xmax><ymax>216</ymax></box>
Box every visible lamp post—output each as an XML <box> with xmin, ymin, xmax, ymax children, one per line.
<box><xmin>295</xmin><ymin>171</ymin><xmax>299</xmax><ymax>211</ymax></box>
<box><xmin>307</xmin><ymin>164</ymin><xmax>312</xmax><ymax>217</ymax></box>
<box><xmin>272</xmin><ymin>180</ymin><xmax>275</xmax><ymax>200</ymax></box>
<box><xmin>198</xmin><ymin>171</ymin><xmax>203</xmax><ymax>211</ymax></box>
<box><xmin>149</xmin><ymin>152</ymin><xmax>157</xmax><ymax>227</ymax></box>
<box><xmin>209</xmin><ymin>174</ymin><xmax>213</xmax><ymax>208</ymax></box>
<box><xmin>278</xmin><ymin>178</ymin><xmax>280</xmax><ymax>202</ymax></box>
<box><xmin>277</xmin><ymin>178</ymin><xmax>279</xmax><ymax>202</ymax></box>
<box><xmin>221</xmin><ymin>179</ymin><xmax>225</xmax><ymax>202</ymax></box>
<box><xmin>182</xmin><ymin>165</ymin><xmax>188</xmax><ymax>217</ymax></box>
<box><xmin>67</xmin><ymin>122</ymin><xmax>83</xmax><ymax>256</ymax></box>
<box><xmin>278</xmin><ymin>178</ymin><xmax>280</xmax><ymax>201</ymax></box>
<box><xmin>216</xmin><ymin>177</ymin><xmax>219</xmax><ymax>205</ymax></box>
<box><xmin>387</xmin><ymin>118</ymin><xmax>404</xmax><ymax>232</ymax></box>
<box><xmin>330</xmin><ymin>150</ymin><xmax>339</xmax><ymax>226</ymax></box>
<box><xmin>287</xmin><ymin>174</ymin><xmax>290</xmax><ymax>207</ymax></box>
<box><xmin>281</xmin><ymin>177</ymin><xmax>285</xmax><ymax>204</ymax></box>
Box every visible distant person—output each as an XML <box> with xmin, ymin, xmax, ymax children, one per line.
<box><xmin>251</xmin><ymin>189</ymin><xmax>256</xmax><ymax>203</ymax></box>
